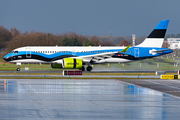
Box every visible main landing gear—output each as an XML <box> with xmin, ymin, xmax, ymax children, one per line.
<box><xmin>80</xmin><ymin>65</ymin><xmax>93</xmax><ymax>71</ymax></box>
<box><xmin>86</xmin><ymin>66</ymin><xmax>92</xmax><ymax>71</ymax></box>
<box><xmin>81</xmin><ymin>66</ymin><xmax>85</xmax><ymax>71</ymax></box>
<box><xmin>16</xmin><ymin>63</ymin><xmax>21</xmax><ymax>71</ymax></box>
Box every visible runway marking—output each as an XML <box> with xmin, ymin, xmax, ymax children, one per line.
<box><xmin>170</xmin><ymin>83</ymin><xmax>178</xmax><ymax>84</ymax></box>
<box><xmin>146</xmin><ymin>80</ymin><xmax>180</xmax><ymax>90</ymax></box>
<box><xmin>150</xmin><ymin>86</ymin><xmax>161</xmax><ymax>88</ymax></box>
<box><xmin>167</xmin><ymin>91</ymin><xmax>180</xmax><ymax>93</ymax></box>
<box><xmin>135</xmin><ymin>82</ymin><xmax>145</xmax><ymax>84</ymax></box>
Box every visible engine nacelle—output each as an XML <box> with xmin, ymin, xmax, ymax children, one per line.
<box><xmin>62</xmin><ymin>58</ymin><xmax>83</xmax><ymax>69</ymax></box>
<box><xmin>50</xmin><ymin>63</ymin><xmax>62</xmax><ymax>68</ymax></box>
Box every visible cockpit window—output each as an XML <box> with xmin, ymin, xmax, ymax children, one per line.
<box><xmin>11</xmin><ymin>51</ymin><xmax>14</xmax><ymax>53</ymax></box>
<box><xmin>14</xmin><ymin>51</ymin><xmax>19</xmax><ymax>53</ymax></box>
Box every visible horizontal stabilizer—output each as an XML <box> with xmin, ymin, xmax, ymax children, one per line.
<box><xmin>152</xmin><ymin>49</ymin><xmax>172</xmax><ymax>53</ymax></box>
<box><xmin>149</xmin><ymin>49</ymin><xmax>173</xmax><ymax>55</ymax></box>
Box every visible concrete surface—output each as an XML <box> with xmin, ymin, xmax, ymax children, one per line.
<box><xmin>0</xmin><ymin>79</ymin><xmax>180</xmax><ymax>119</ymax></box>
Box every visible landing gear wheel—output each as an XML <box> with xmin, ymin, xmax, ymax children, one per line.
<box><xmin>87</xmin><ymin>66</ymin><xmax>93</xmax><ymax>71</ymax></box>
<box><xmin>81</xmin><ymin>66</ymin><xmax>85</xmax><ymax>71</ymax></box>
<box><xmin>17</xmin><ymin>68</ymin><xmax>20</xmax><ymax>71</ymax></box>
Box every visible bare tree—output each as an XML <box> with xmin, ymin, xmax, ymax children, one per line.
<box><xmin>119</xmin><ymin>40</ymin><xmax>130</xmax><ymax>46</ymax></box>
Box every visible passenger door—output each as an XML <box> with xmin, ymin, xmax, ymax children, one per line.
<box><xmin>26</xmin><ymin>48</ymin><xmax>31</xmax><ymax>58</ymax></box>
<box><xmin>72</xmin><ymin>49</ymin><xmax>76</xmax><ymax>56</ymax></box>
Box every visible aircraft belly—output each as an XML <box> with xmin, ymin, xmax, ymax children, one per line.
<box><xmin>11</xmin><ymin>59</ymin><xmax>47</xmax><ymax>63</ymax></box>
<box><xmin>53</xmin><ymin>59</ymin><xmax>63</xmax><ymax>64</ymax></box>
<box><xmin>105</xmin><ymin>58</ymin><xmax>131</xmax><ymax>63</ymax></box>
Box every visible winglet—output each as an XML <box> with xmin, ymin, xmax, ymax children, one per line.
<box><xmin>120</xmin><ymin>45</ymin><xmax>131</xmax><ymax>52</ymax></box>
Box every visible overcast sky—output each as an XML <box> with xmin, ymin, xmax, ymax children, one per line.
<box><xmin>0</xmin><ymin>0</ymin><xmax>179</xmax><ymax>36</ymax></box>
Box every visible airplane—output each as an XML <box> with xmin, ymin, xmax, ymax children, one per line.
<box><xmin>3</xmin><ymin>20</ymin><xmax>173</xmax><ymax>71</ymax></box>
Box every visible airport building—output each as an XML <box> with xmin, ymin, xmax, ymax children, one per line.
<box><xmin>167</xmin><ymin>38</ymin><xmax>180</xmax><ymax>49</ymax></box>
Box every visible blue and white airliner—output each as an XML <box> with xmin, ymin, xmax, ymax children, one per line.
<box><xmin>3</xmin><ymin>20</ymin><xmax>173</xmax><ymax>71</ymax></box>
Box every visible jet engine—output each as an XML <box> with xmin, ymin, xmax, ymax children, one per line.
<box><xmin>62</xmin><ymin>58</ymin><xmax>83</xmax><ymax>69</ymax></box>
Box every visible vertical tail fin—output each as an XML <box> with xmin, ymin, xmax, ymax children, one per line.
<box><xmin>137</xmin><ymin>20</ymin><xmax>169</xmax><ymax>48</ymax></box>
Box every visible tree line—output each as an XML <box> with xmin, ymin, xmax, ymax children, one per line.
<box><xmin>0</xmin><ymin>26</ymin><xmax>115</xmax><ymax>56</ymax></box>
<box><xmin>0</xmin><ymin>25</ymin><xmax>178</xmax><ymax>56</ymax></box>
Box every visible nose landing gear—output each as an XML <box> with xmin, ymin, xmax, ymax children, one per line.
<box><xmin>16</xmin><ymin>63</ymin><xmax>21</xmax><ymax>71</ymax></box>
<box><xmin>17</xmin><ymin>68</ymin><xmax>20</xmax><ymax>71</ymax></box>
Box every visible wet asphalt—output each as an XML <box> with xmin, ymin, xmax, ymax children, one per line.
<box><xmin>0</xmin><ymin>79</ymin><xmax>180</xmax><ymax>120</ymax></box>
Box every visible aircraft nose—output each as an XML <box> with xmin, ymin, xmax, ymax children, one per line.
<box><xmin>3</xmin><ymin>55</ymin><xmax>10</xmax><ymax>62</ymax></box>
<box><xmin>3</xmin><ymin>56</ymin><xmax>8</xmax><ymax>61</ymax></box>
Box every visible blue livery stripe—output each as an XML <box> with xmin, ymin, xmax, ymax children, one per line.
<box><xmin>154</xmin><ymin>20</ymin><xmax>169</xmax><ymax>30</ymax></box>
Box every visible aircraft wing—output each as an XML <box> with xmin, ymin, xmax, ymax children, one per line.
<box><xmin>81</xmin><ymin>45</ymin><xmax>131</xmax><ymax>63</ymax></box>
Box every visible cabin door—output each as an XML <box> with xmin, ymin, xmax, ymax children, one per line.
<box><xmin>72</xmin><ymin>49</ymin><xmax>76</xmax><ymax>56</ymax></box>
<box><xmin>134</xmin><ymin>48</ymin><xmax>139</xmax><ymax>57</ymax></box>
<box><xmin>26</xmin><ymin>48</ymin><xmax>31</xmax><ymax>58</ymax></box>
